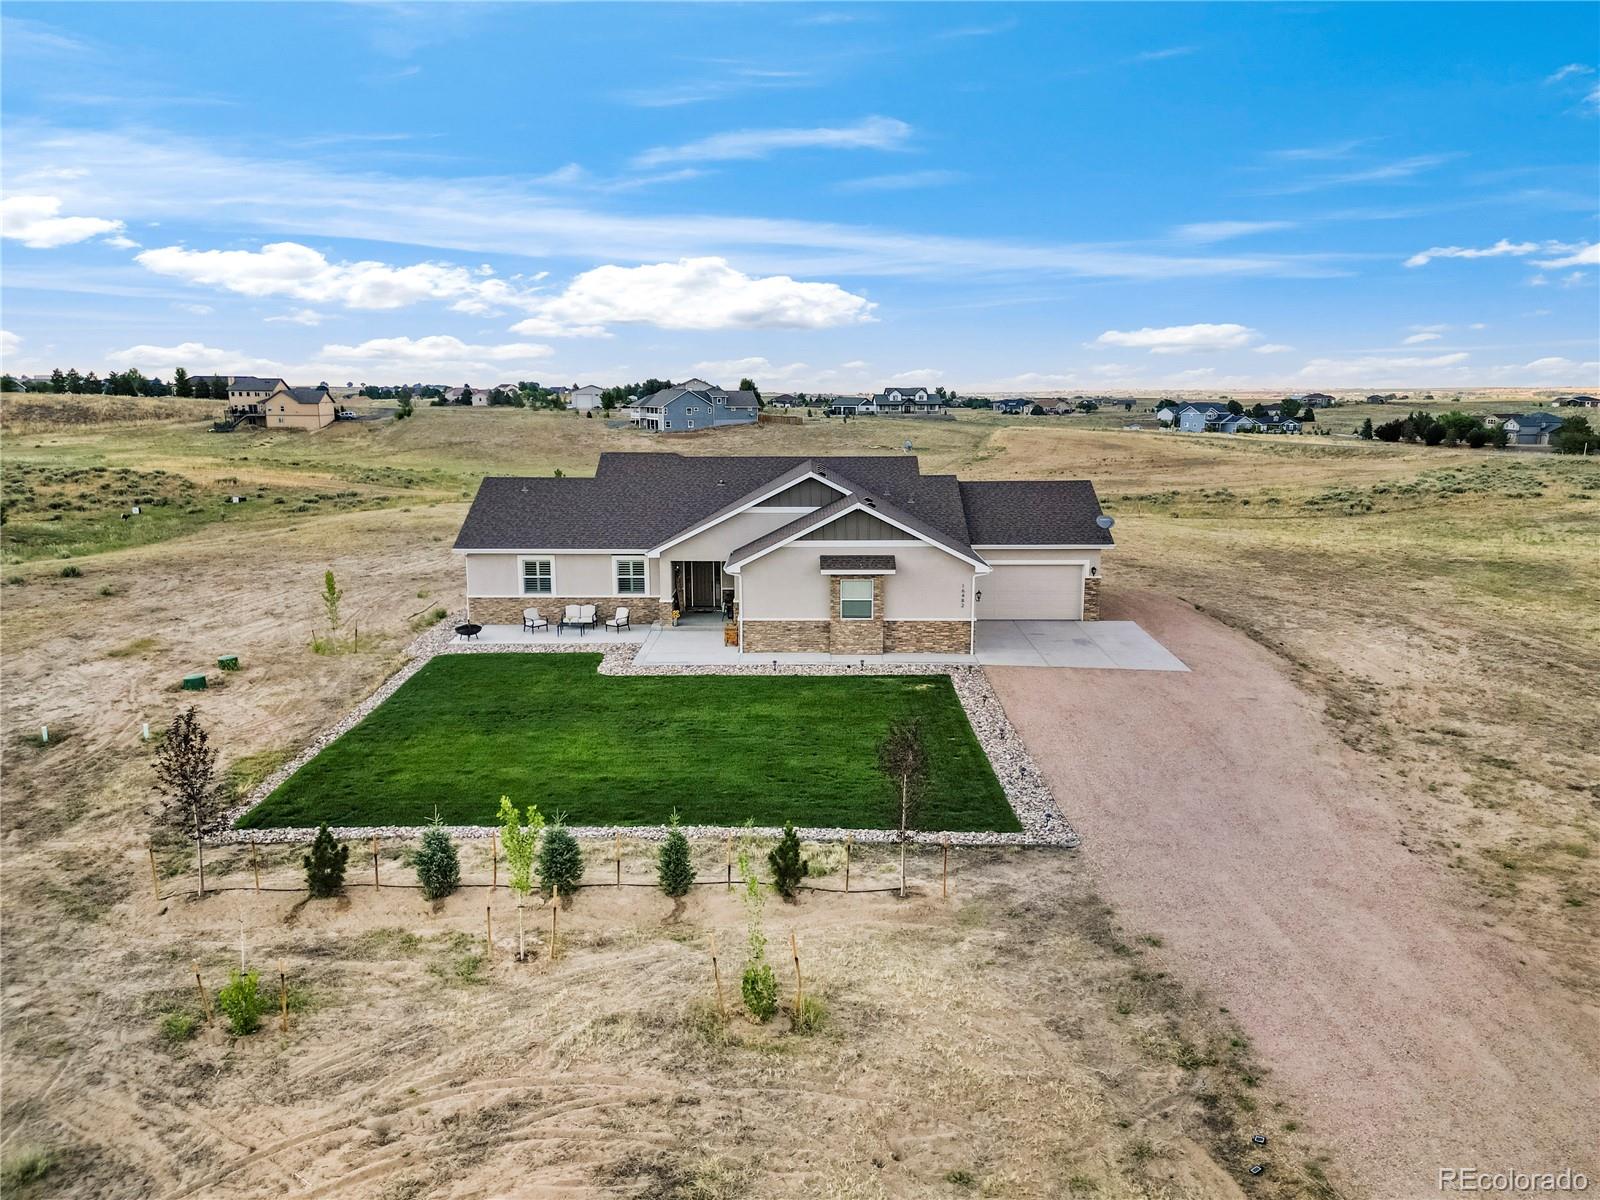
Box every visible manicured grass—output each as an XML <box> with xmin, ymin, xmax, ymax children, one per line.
<box><xmin>237</xmin><ymin>654</ymin><xmax>1019</xmax><ymax>832</ymax></box>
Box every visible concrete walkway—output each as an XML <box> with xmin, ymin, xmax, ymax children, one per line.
<box><xmin>973</xmin><ymin>620</ymin><xmax>1189</xmax><ymax>671</ymax></box>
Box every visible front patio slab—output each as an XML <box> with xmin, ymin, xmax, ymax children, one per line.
<box><xmin>974</xmin><ymin>620</ymin><xmax>1189</xmax><ymax>671</ymax></box>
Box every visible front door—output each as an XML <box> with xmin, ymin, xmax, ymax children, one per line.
<box><xmin>673</xmin><ymin>561</ymin><xmax>724</xmax><ymax>611</ymax></box>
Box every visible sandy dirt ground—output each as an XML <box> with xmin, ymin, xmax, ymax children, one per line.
<box><xmin>989</xmin><ymin>591</ymin><xmax>1600</xmax><ymax>1200</ymax></box>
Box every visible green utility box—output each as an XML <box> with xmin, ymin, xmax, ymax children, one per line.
<box><xmin>181</xmin><ymin>673</ymin><xmax>207</xmax><ymax>691</ymax></box>
<box><xmin>217</xmin><ymin>655</ymin><xmax>240</xmax><ymax>671</ymax></box>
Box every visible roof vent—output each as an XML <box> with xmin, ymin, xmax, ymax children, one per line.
<box><xmin>863</xmin><ymin>498</ymin><xmax>877</xmax><ymax>508</ymax></box>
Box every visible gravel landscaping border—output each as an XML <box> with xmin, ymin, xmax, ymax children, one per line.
<box><xmin>219</xmin><ymin>615</ymin><xmax>1078</xmax><ymax>849</ymax></box>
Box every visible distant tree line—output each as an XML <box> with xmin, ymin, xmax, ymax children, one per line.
<box><xmin>1364</xmin><ymin>409</ymin><xmax>1507</xmax><ymax>448</ymax></box>
<box><xmin>1</xmin><ymin>367</ymin><xmax>178</xmax><ymax>396</ymax></box>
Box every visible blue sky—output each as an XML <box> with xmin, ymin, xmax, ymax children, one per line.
<box><xmin>2</xmin><ymin>2</ymin><xmax>1596</xmax><ymax>392</ymax></box>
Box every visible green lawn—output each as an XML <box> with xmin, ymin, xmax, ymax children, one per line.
<box><xmin>237</xmin><ymin>654</ymin><xmax>1019</xmax><ymax>832</ymax></box>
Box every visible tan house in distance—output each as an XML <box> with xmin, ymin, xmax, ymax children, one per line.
<box><xmin>264</xmin><ymin>382</ymin><xmax>337</xmax><ymax>430</ymax></box>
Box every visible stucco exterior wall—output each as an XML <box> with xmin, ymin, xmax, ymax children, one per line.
<box><xmin>267</xmin><ymin>399</ymin><xmax>334</xmax><ymax>430</ymax></box>
<box><xmin>737</xmin><ymin>543</ymin><xmax>973</xmax><ymax>621</ymax></box>
<box><xmin>979</xmin><ymin>547</ymin><xmax>1103</xmax><ymax>573</ymax></box>
<box><xmin>464</xmin><ymin>552</ymin><xmax>655</xmax><ymax>598</ymax></box>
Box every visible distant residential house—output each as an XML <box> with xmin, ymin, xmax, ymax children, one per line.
<box><xmin>1555</xmin><ymin>394</ymin><xmax>1599</xmax><ymax>408</ymax></box>
<box><xmin>195</xmin><ymin>374</ymin><xmax>287</xmax><ymax>402</ymax></box>
<box><xmin>991</xmin><ymin>398</ymin><xmax>1031</xmax><ymax>415</ymax></box>
<box><xmin>1500</xmin><ymin>412</ymin><xmax>1564</xmax><ymax>445</ymax></box>
<box><xmin>1294</xmin><ymin>392</ymin><xmax>1336</xmax><ymax>409</ymax></box>
<box><xmin>1174</xmin><ymin>402</ymin><xmax>1230</xmax><ymax>432</ymax></box>
<box><xmin>262</xmin><ymin>382</ymin><xmax>336</xmax><ymax>431</ymax></box>
<box><xmin>569</xmin><ymin>385</ymin><xmax>605</xmax><ymax>412</ymax></box>
<box><xmin>767</xmin><ymin>393</ymin><xmax>801</xmax><ymax>408</ymax></box>
<box><xmin>871</xmin><ymin>386</ymin><xmax>944</xmax><ymax>413</ymax></box>
<box><xmin>1217</xmin><ymin>413</ymin><xmax>1259</xmax><ymax>434</ymax></box>
<box><xmin>633</xmin><ymin>385</ymin><xmax>759</xmax><ymax>432</ymax></box>
<box><xmin>827</xmin><ymin>395</ymin><xmax>876</xmax><ymax>415</ymax></box>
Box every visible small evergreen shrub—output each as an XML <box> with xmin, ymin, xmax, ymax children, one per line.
<box><xmin>538</xmin><ymin>824</ymin><xmax>584</xmax><ymax>897</ymax></box>
<box><xmin>768</xmin><ymin>822</ymin><xmax>808</xmax><ymax>900</ymax></box>
<box><xmin>304</xmin><ymin>823</ymin><xmax>349</xmax><ymax>898</ymax></box>
<box><xmin>59</xmin><ymin>564</ymin><xmax>82</xmax><ymax>578</ymax></box>
<box><xmin>657</xmin><ymin>812</ymin><xmax>694</xmax><ymax>898</ymax></box>
<box><xmin>414</xmin><ymin>815</ymin><xmax>461</xmax><ymax>901</ymax></box>
<box><xmin>217</xmin><ymin>968</ymin><xmax>269</xmax><ymax>1035</ymax></box>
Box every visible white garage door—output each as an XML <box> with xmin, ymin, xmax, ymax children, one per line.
<box><xmin>976</xmin><ymin>563</ymin><xmax>1084</xmax><ymax>620</ymax></box>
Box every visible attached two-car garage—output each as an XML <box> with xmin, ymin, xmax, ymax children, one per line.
<box><xmin>974</xmin><ymin>560</ymin><xmax>1087</xmax><ymax>621</ymax></box>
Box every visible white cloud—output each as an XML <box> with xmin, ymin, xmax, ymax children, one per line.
<box><xmin>1401</xmin><ymin>332</ymin><xmax>1442</xmax><ymax>345</ymax></box>
<box><xmin>0</xmin><ymin>194</ymin><xmax>125</xmax><ymax>248</ymax></box>
<box><xmin>509</xmin><ymin>257</ymin><xmax>875</xmax><ymax>336</ymax></box>
<box><xmin>102</xmin><ymin>234</ymin><xmax>140</xmax><ymax>249</ymax></box>
<box><xmin>836</xmin><ymin>170</ymin><xmax>963</xmax><ymax>192</ymax></box>
<box><xmin>1532</xmin><ymin>242</ymin><xmax>1599</xmax><ymax>269</ymax></box>
<box><xmin>1296</xmin><ymin>352</ymin><xmax>1470</xmax><ymax>383</ymax></box>
<box><xmin>173</xmin><ymin>302</ymin><xmax>214</xmax><ymax>316</ymax></box>
<box><xmin>266</xmin><ymin>308</ymin><xmax>325</xmax><ymax>326</ymax></box>
<box><xmin>690</xmin><ymin>357</ymin><xmax>812</xmax><ymax>388</ymax></box>
<box><xmin>316</xmin><ymin>335</ymin><xmax>552</xmax><ymax>368</ymax></box>
<box><xmin>106</xmin><ymin>341</ymin><xmax>282</xmax><ymax>375</ymax></box>
<box><xmin>1263</xmin><ymin>153</ymin><xmax>1458</xmax><ymax>196</ymax></box>
<box><xmin>1172</xmin><ymin>220</ymin><xmax>1296</xmax><ymax>243</ymax></box>
<box><xmin>1095</xmin><ymin>322</ymin><xmax>1260</xmax><ymax>354</ymax></box>
<box><xmin>134</xmin><ymin>240</ymin><xmax>539</xmax><ymax>312</ymax></box>
<box><xmin>633</xmin><ymin>116</ymin><xmax>911</xmax><ymax>167</ymax></box>
<box><xmin>886</xmin><ymin>368</ymin><xmax>944</xmax><ymax>384</ymax></box>
<box><xmin>1546</xmin><ymin>63</ymin><xmax>1594</xmax><ymax>84</ymax></box>
<box><xmin>1</xmin><ymin>123</ymin><xmax>1348</xmax><ymax>283</ymax></box>
<box><xmin>1</xmin><ymin>329</ymin><xmax>20</xmax><ymax>359</ymax></box>
<box><xmin>1253</xmin><ymin>343</ymin><xmax>1294</xmax><ymax>354</ymax></box>
<box><xmin>1405</xmin><ymin>238</ymin><xmax>1542</xmax><ymax>267</ymax></box>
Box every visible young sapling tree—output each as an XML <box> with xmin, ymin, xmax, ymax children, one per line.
<box><xmin>657</xmin><ymin>811</ymin><xmax>694</xmax><ymax>899</ymax></box>
<box><xmin>737</xmin><ymin>848</ymin><xmax>778</xmax><ymax>1021</ymax></box>
<box><xmin>877</xmin><ymin>718</ymin><xmax>928</xmax><ymax>898</ymax></box>
<box><xmin>303</xmin><ymin>823</ymin><xmax>350</xmax><ymax>898</ymax></box>
<box><xmin>538</xmin><ymin>822</ymin><xmax>584</xmax><ymax>900</ymax></box>
<box><xmin>767</xmin><ymin>822</ymin><xmax>808</xmax><ymax>901</ymax></box>
<box><xmin>152</xmin><ymin>706</ymin><xmax>223</xmax><ymax>897</ymax></box>
<box><xmin>415</xmin><ymin>811</ymin><xmax>461</xmax><ymax>901</ymax></box>
<box><xmin>498</xmin><ymin>795</ymin><xmax>544</xmax><ymax>959</ymax></box>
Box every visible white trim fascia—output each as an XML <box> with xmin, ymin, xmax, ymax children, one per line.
<box><xmin>819</xmin><ymin>568</ymin><xmax>896</xmax><ymax>575</ymax></box>
<box><xmin>456</xmin><ymin>548</ymin><xmax>647</xmax><ymax>556</ymax></box>
<box><xmin>973</xmin><ymin>544</ymin><xmax>1112</xmax><ymax>551</ymax></box>
<box><xmin>648</xmin><ymin>470</ymin><xmax>851</xmax><ymax>557</ymax></box>
<box><xmin>983</xmin><ymin>558</ymin><xmax>1091</xmax><ymax>566</ymax></box>
<box><xmin>727</xmin><ymin>505</ymin><xmax>990</xmax><ymax>572</ymax></box>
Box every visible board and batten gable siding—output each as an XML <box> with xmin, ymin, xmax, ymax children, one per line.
<box><xmin>465</xmin><ymin>552</ymin><xmax>655</xmax><ymax>597</ymax></box>
<box><xmin>798</xmin><ymin>509</ymin><xmax>908</xmax><ymax>540</ymax></box>
<box><xmin>739</xmin><ymin>544</ymin><xmax>974</xmax><ymax>621</ymax></box>
<box><xmin>759</xmin><ymin>477</ymin><xmax>844</xmax><ymax>508</ymax></box>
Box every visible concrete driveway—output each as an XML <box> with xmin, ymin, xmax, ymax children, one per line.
<box><xmin>974</xmin><ymin>619</ymin><xmax>1188</xmax><ymax>671</ymax></box>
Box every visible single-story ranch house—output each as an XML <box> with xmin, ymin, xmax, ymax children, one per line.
<box><xmin>455</xmin><ymin>453</ymin><xmax>1113</xmax><ymax>654</ymax></box>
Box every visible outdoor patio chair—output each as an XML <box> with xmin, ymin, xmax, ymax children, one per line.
<box><xmin>604</xmin><ymin>606</ymin><xmax>630</xmax><ymax>632</ymax></box>
<box><xmin>557</xmin><ymin>604</ymin><xmax>583</xmax><ymax>635</ymax></box>
<box><xmin>523</xmin><ymin>608</ymin><xmax>548</xmax><ymax>634</ymax></box>
<box><xmin>578</xmin><ymin>604</ymin><xmax>598</xmax><ymax>632</ymax></box>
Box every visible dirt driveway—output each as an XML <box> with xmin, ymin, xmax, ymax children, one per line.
<box><xmin>989</xmin><ymin>591</ymin><xmax>1600</xmax><ymax>1199</ymax></box>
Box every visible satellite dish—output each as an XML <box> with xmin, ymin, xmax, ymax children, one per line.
<box><xmin>1096</xmin><ymin>515</ymin><xmax>1115</xmax><ymax>530</ymax></box>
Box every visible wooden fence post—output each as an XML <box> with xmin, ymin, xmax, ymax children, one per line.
<box><xmin>485</xmin><ymin>905</ymin><xmax>494</xmax><ymax>960</ymax></box>
<box><xmin>251</xmin><ymin>838</ymin><xmax>261</xmax><ymax>892</ymax></box>
<box><xmin>843</xmin><ymin>836</ymin><xmax>851</xmax><ymax>894</ymax></box>
<box><xmin>549</xmin><ymin>886</ymin><xmax>559</xmax><ymax>962</ymax></box>
<box><xmin>942</xmin><ymin>839</ymin><xmax>949</xmax><ymax>900</ymax></box>
<box><xmin>615</xmin><ymin>832</ymin><xmax>621</xmax><ymax>888</ymax></box>
<box><xmin>277</xmin><ymin>961</ymin><xmax>289</xmax><ymax>1033</ymax></box>
<box><xmin>725</xmin><ymin>833</ymin><xmax>733</xmax><ymax>890</ymax></box>
<box><xmin>491</xmin><ymin>832</ymin><xmax>498</xmax><ymax>891</ymax></box>
<box><xmin>371</xmin><ymin>836</ymin><xmax>379</xmax><ymax>890</ymax></box>
<box><xmin>709</xmin><ymin>930</ymin><xmax>728</xmax><ymax>1021</ymax></box>
<box><xmin>148</xmin><ymin>846</ymin><xmax>161</xmax><ymax>902</ymax></box>
<box><xmin>789</xmin><ymin>930</ymin><xmax>804</xmax><ymax>1011</ymax></box>
<box><xmin>192</xmin><ymin>961</ymin><xmax>211</xmax><ymax>1020</ymax></box>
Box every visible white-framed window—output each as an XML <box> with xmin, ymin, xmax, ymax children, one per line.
<box><xmin>839</xmin><ymin>579</ymin><xmax>874</xmax><ymax>620</ymax></box>
<box><xmin>520</xmin><ymin>557</ymin><xmax>553</xmax><ymax>595</ymax></box>
<box><xmin>614</xmin><ymin>557</ymin><xmax>646</xmax><ymax>595</ymax></box>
